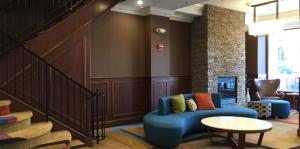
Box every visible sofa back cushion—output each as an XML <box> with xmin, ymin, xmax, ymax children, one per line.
<box><xmin>158</xmin><ymin>93</ymin><xmax>221</xmax><ymax>115</ymax></box>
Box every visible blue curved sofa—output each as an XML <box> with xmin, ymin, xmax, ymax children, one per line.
<box><xmin>143</xmin><ymin>93</ymin><xmax>258</xmax><ymax>147</ymax></box>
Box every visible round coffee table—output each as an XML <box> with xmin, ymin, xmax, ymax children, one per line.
<box><xmin>201</xmin><ymin>116</ymin><xmax>272</xmax><ymax>149</ymax></box>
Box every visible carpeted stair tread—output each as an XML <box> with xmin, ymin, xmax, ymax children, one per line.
<box><xmin>0</xmin><ymin>100</ymin><xmax>11</xmax><ymax>106</ymax></box>
<box><xmin>70</xmin><ymin>139</ymin><xmax>87</xmax><ymax>148</ymax></box>
<box><xmin>7</xmin><ymin>121</ymin><xmax>52</xmax><ymax>140</ymax></box>
<box><xmin>33</xmin><ymin>130</ymin><xmax>72</xmax><ymax>149</ymax></box>
<box><xmin>0</xmin><ymin>111</ymin><xmax>33</xmax><ymax>124</ymax></box>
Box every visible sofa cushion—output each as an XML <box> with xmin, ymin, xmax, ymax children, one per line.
<box><xmin>159</xmin><ymin>93</ymin><xmax>221</xmax><ymax>115</ymax></box>
<box><xmin>194</xmin><ymin>93</ymin><xmax>215</xmax><ymax>110</ymax></box>
<box><xmin>171</xmin><ymin>94</ymin><xmax>186</xmax><ymax>113</ymax></box>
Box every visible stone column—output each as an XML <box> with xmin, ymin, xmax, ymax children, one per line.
<box><xmin>191</xmin><ymin>5</ymin><xmax>246</xmax><ymax>103</ymax></box>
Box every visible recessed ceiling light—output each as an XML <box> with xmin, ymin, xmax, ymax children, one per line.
<box><xmin>137</xmin><ymin>0</ymin><xmax>143</xmax><ymax>5</ymax></box>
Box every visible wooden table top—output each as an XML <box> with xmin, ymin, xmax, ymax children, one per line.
<box><xmin>201</xmin><ymin>116</ymin><xmax>272</xmax><ymax>133</ymax></box>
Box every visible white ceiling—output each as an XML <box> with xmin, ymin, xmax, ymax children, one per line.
<box><xmin>112</xmin><ymin>0</ymin><xmax>300</xmax><ymax>23</ymax></box>
<box><xmin>116</xmin><ymin>0</ymin><xmax>299</xmax><ymax>16</ymax></box>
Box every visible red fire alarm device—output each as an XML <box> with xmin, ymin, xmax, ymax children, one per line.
<box><xmin>155</xmin><ymin>43</ymin><xmax>164</xmax><ymax>53</ymax></box>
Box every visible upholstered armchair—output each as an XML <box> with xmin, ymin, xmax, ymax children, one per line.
<box><xmin>253</xmin><ymin>79</ymin><xmax>285</xmax><ymax>100</ymax></box>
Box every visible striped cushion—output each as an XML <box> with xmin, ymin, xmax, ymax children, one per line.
<box><xmin>0</xmin><ymin>116</ymin><xmax>17</xmax><ymax>125</ymax></box>
<box><xmin>0</xmin><ymin>133</ymin><xmax>10</xmax><ymax>141</ymax></box>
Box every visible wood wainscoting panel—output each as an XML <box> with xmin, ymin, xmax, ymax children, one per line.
<box><xmin>91</xmin><ymin>77</ymin><xmax>147</xmax><ymax>127</ymax></box>
<box><xmin>90</xmin><ymin>79</ymin><xmax>112</xmax><ymax>121</ymax></box>
<box><xmin>169</xmin><ymin>76</ymin><xmax>191</xmax><ymax>96</ymax></box>
<box><xmin>44</xmin><ymin>26</ymin><xmax>91</xmax><ymax>86</ymax></box>
<box><xmin>151</xmin><ymin>76</ymin><xmax>191</xmax><ymax>110</ymax></box>
<box><xmin>151</xmin><ymin>78</ymin><xmax>169</xmax><ymax>110</ymax></box>
<box><xmin>111</xmin><ymin>78</ymin><xmax>146</xmax><ymax>118</ymax></box>
<box><xmin>91</xmin><ymin>76</ymin><xmax>190</xmax><ymax>126</ymax></box>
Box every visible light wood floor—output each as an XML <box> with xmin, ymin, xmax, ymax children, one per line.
<box><xmin>90</xmin><ymin>120</ymin><xmax>300</xmax><ymax>149</ymax></box>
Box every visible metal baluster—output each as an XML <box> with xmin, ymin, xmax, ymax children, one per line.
<box><xmin>53</xmin><ymin>69</ymin><xmax>55</xmax><ymax>114</ymax></box>
<box><xmin>91</xmin><ymin>93</ymin><xmax>94</xmax><ymax>138</ymax></box>
<box><xmin>79</xmin><ymin>87</ymin><xmax>82</xmax><ymax>132</ymax></box>
<box><xmin>30</xmin><ymin>53</ymin><xmax>32</xmax><ymax>103</ymax></box>
<box><xmin>96</xmin><ymin>90</ymin><xmax>99</xmax><ymax>143</ymax></box>
<box><xmin>14</xmin><ymin>49</ymin><xmax>16</xmax><ymax>95</ymax></box>
<box><xmin>85</xmin><ymin>91</ymin><xmax>87</xmax><ymax>135</ymax></box>
<box><xmin>5</xmin><ymin>53</ymin><xmax>8</xmax><ymax>90</ymax></box>
<box><xmin>60</xmin><ymin>74</ymin><xmax>63</xmax><ymax>120</ymax></box>
<box><xmin>102</xmin><ymin>91</ymin><xmax>105</xmax><ymax>140</ymax></box>
<box><xmin>22</xmin><ymin>48</ymin><xmax>24</xmax><ymax>100</ymax></box>
<box><xmin>67</xmin><ymin>78</ymin><xmax>69</xmax><ymax>124</ymax></box>
<box><xmin>45</xmin><ymin>65</ymin><xmax>49</xmax><ymax>121</ymax></box>
<box><xmin>64</xmin><ymin>0</ymin><xmax>67</xmax><ymax>10</ymax></box>
<box><xmin>38</xmin><ymin>59</ymin><xmax>40</xmax><ymax>105</ymax></box>
<box><xmin>73</xmin><ymin>81</ymin><xmax>76</xmax><ymax>127</ymax></box>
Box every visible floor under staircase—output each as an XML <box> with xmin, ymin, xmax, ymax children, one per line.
<box><xmin>0</xmin><ymin>100</ymin><xmax>89</xmax><ymax>149</ymax></box>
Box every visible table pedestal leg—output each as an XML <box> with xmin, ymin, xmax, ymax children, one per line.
<box><xmin>206</xmin><ymin>128</ymin><xmax>213</xmax><ymax>144</ymax></box>
<box><xmin>227</xmin><ymin>132</ymin><xmax>233</xmax><ymax>141</ymax></box>
<box><xmin>258</xmin><ymin>133</ymin><xmax>264</xmax><ymax>146</ymax></box>
<box><xmin>238</xmin><ymin>133</ymin><xmax>246</xmax><ymax>149</ymax></box>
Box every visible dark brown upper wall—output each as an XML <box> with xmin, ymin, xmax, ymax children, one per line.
<box><xmin>149</xmin><ymin>15</ymin><xmax>170</xmax><ymax>77</ymax></box>
<box><xmin>91</xmin><ymin>11</ymin><xmax>146</xmax><ymax>78</ymax></box>
<box><xmin>91</xmin><ymin>12</ymin><xmax>191</xmax><ymax>78</ymax></box>
<box><xmin>170</xmin><ymin>21</ymin><xmax>191</xmax><ymax>76</ymax></box>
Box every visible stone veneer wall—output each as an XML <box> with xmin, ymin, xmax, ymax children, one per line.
<box><xmin>191</xmin><ymin>16</ymin><xmax>208</xmax><ymax>92</ymax></box>
<box><xmin>192</xmin><ymin>5</ymin><xmax>246</xmax><ymax>103</ymax></box>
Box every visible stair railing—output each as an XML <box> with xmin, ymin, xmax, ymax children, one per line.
<box><xmin>0</xmin><ymin>0</ymin><xmax>89</xmax><ymax>43</ymax></box>
<box><xmin>0</xmin><ymin>4</ymin><xmax>106</xmax><ymax>145</ymax></box>
<box><xmin>0</xmin><ymin>0</ymin><xmax>118</xmax><ymax>145</ymax></box>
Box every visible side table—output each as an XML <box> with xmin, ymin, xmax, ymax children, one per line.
<box><xmin>286</xmin><ymin>92</ymin><xmax>299</xmax><ymax>112</ymax></box>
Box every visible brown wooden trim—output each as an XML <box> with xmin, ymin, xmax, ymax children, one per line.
<box><xmin>91</xmin><ymin>75</ymin><xmax>191</xmax><ymax>80</ymax></box>
<box><xmin>266</xmin><ymin>35</ymin><xmax>269</xmax><ymax>79</ymax></box>
<box><xmin>250</xmin><ymin>0</ymin><xmax>278</xmax><ymax>7</ymax></box>
<box><xmin>105</xmin><ymin>116</ymin><xmax>143</xmax><ymax>127</ymax></box>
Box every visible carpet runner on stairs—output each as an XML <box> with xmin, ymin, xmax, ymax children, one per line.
<box><xmin>0</xmin><ymin>111</ymin><xmax>33</xmax><ymax>133</ymax></box>
<box><xmin>0</xmin><ymin>99</ymin><xmax>82</xmax><ymax>149</ymax></box>
<box><xmin>0</xmin><ymin>100</ymin><xmax>11</xmax><ymax>116</ymax></box>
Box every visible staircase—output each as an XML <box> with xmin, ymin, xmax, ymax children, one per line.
<box><xmin>0</xmin><ymin>100</ymin><xmax>83</xmax><ymax>149</ymax></box>
<box><xmin>0</xmin><ymin>0</ymin><xmax>120</xmax><ymax>147</ymax></box>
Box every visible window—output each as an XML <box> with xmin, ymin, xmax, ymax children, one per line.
<box><xmin>268</xmin><ymin>29</ymin><xmax>300</xmax><ymax>91</ymax></box>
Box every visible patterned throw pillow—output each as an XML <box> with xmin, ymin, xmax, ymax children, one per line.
<box><xmin>186</xmin><ymin>98</ymin><xmax>197</xmax><ymax>111</ymax></box>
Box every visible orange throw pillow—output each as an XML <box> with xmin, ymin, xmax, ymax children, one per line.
<box><xmin>194</xmin><ymin>93</ymin><xmax>215</xmax><ymax>110</ymax></box>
